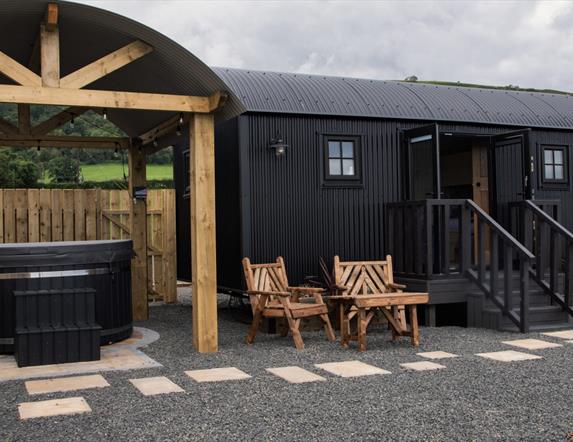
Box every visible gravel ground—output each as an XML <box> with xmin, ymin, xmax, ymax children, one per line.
<box><xmin>1</xmin><ymin>298</ymin><xmax>572</xmax><ymax>442</ymax></box>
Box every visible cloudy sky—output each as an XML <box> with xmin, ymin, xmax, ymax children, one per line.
<box><xmin>78</xmin><ymin>0</ymin><xmax>572</xmax><ymax>91</ymax></box>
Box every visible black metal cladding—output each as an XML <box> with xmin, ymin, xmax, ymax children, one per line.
<box><xmin>213</xmin><ymin>67</ymin><xmax>573</xmax><ymax>130</ymax></box>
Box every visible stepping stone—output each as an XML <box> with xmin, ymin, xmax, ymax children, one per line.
<box><xmin>542</xmin><ymin>330</ymin><xmax>573</xmax><ymax>340</ymax></box>
<box><xmin>129</xmin><ymin>376</ymin><xmax>184</xmax><ymax>396</ymax></box>
<box><xmin>401</xmin><ymin>361</ymin><xmax>446</xmax><ymax>371</ymax></box>
<box><xmin>476</xmin><ymin>350</ymin><xmax>542</xmax><ymax>362</ymax></box>
<box><xmin>502</xmin><ymin>338</ymin><xmax>562</xmax><ymax>350</ymax></box>
<box><xmin>18</xmin><ymin>397</ymin><xmax>91</xmax><ymax>420</ymax></box>
<box><xmin>266</xmin><ymin>366</ymin><xmax>326</xmax><ymax>384</ymax></box>
<box><xmin>185</xmin><ymin>367</ymin><xmax>251</xmax><ymax>383</ymax></box>
<box><xmin>315</xmin><ymin>360</ymin><xmax>390</xmax><ymax>378</ymax></box>
<box><xmin>417</xmin><ymin>351</ymin><xmax>458</xmax><ymax>360</ymax></box>
<box><xmin>25</xmin><ymin>374</ymin><xmax>109</xmax><ymax>395</ymax></box>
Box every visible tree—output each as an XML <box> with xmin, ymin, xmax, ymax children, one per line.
<box><xmin>47</xmin><ymin>156</ymin><xmax>81</xmax><ymax>183</ymax></box>
<box><xmin>0</xmin><ymin>152</ymin><xmax>14</xmax><ymax>187</ymax></box>
<box><xmin>12</xmin><ymin>160</ymin><xmax>40</xmax><ymax>187</ymax></box>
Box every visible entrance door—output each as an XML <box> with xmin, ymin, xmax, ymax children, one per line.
<box><xmin>490</xmin><ymin>129</ymin><xmax>533</xmax><ymax>229</ymax></box>
<box><xmin>404</xmin><ymin>124</ymin><xmax>440</xmax><ymax>200</ymax></box>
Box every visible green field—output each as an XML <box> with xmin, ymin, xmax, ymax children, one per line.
<box><xmin>80</xmin><ymin>163</ymin><xmax>173</xmax><ymax>182</ymax></box>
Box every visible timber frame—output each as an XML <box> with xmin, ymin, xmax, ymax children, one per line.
<box><xmin>0</xmin><ymin>3</ymin><xmax>224</xmax><ymax>352</ymax></box>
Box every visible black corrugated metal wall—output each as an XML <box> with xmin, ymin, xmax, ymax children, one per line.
<box><xmin>175</xmin><ymin>113</ymin><xmax>573</xmax><ymax>291</ymax></box>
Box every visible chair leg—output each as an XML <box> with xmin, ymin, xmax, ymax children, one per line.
<box><xmin>409</xmin><ymin>305</ymin><xmax>420</xmax><ymax>347</ymax></box>
<box><xmin>357</xmin><ymin>308</ymin><xmax>367</xmax><ymax>352</ymax></box>
<box><xmin>340</xmin><ymin>305</ymin><xmax>350</xmax><ymax>348</ymax></box>
<box><xmin>320</xmin><ymin>314</ymin><xmax>336</xmax><ymax>342</ymax></box>
<box><xmin>246</xmin><ymin>309</ymin><xmax>263</xmax><ymax>344</ymax></box>
<box><xmin>390</xmin><ymin>307</ymin><xmax>399</xmax><ymax>342</ymax></box>
<box><xmin>284</xmin><ymin>312</ymin><xmax>304</xmax><ymax>350</ymax></box>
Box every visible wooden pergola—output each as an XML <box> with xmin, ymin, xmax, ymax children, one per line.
<box><xmin>0</xmin><ymin>3</ymin><xmax>224</xmax><ymax>352</ymax></box>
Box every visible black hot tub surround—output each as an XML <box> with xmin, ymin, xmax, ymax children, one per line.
<box><xmin>0</xmin><ymin>240</ymin><xmax>133</xmax><ymax>354</ymax></box>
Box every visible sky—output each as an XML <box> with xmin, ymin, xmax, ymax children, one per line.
<box><xmin>78</xmin><ymin>0</ymin><xmax>573</xmax><ymax>91</ymax></box>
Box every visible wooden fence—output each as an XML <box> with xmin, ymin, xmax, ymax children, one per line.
<box><xmin>0</xmin><ymin>188</ymin><xmax>177</xmax><ymax>303</ymax></box>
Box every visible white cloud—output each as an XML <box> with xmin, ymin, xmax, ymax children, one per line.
<box><xmin>78</xmin><ymin>0</ymin><xmax>573</xmax><ymax>91</ymax></box>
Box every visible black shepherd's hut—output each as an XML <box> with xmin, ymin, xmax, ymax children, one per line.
<box><xmin>175</xmin><ymin>67</ymin><xmax>573</xmax><ymax>332</ymax></box>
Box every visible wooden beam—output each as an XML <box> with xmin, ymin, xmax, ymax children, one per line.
<box><xmin>44</xmin><ymin>3</ymin><xmax>59</xmax><ymax>31</ymax></box>
<box><xmin>0</xmin><ymin>51</ymin><xmax>42</xmax><ymax>87</ymax></box>
<box><xmin>139</xmin><ymin>113</ymin><xmax>188</xmax><ymax>146</ymax></box>
<box><xmin>208</xmin><ymin>91</ymin><xmax>229</xmax><ymax>112</ymax></box>
<box><xmin>18</xmin><ymin>105</ymin><xmax>31</xmax><ymax>134</ymax></box>
<box><xmin>190</xmin><ymin>113</ymin><xmax>218</xmax><ymax>352</ymax></box>
<box><xmin>128</xmin><ymin>140</ymin><xmax>149</xmax><ymax>321</ymax></box>
<box><xmin>31</xmin><ymin>106</ymin><xmax>90</xmax><ymax>136</ymax></box>
<box><xmin>0</xmin><ymin>84</ymin><xmax>211</xmax><ymax>113</ymax></box>
<box><xmin>60</xmin><ymin>41</ymin><xmax>153</xmax><ymax>90</ymax></box>
<box><xmin>40</xmin><ymin>24</ymin><xmax>59</xmax><ymax>87</ymax></box>
<box><xmin>0</xmin><ymin>134</ymin><xmax>129</xmax><ymax>149</ymax></box>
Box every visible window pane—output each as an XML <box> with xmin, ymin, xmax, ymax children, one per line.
<box><xmin>554</xmin><ymin>165</ymin><xmax>564</xmax><ymax>180</ymax></box>
<box><xmin>329</xmin><ymin>159</ymin><xmax>341</xmax><ymax>175</ymax></box>
<box><xmin>341</xmin><ymin>141</ymin><xmax>354</xmax><ymax>158</ymax></box>
<box><xmin>545</xmin><ymin>164</ymin><xmax>554</xmax><ymax>179</ymax></box>
<box><xmin>554</xmin><ymin>150</ymin><xmax>563</xmax><ymax>165</ymax></box>
<box><xmin>544</xmin><ymin>149</ymin><xmax>553</xmax><ymax>164</ymax></box>
<box><xmin>328</xmin><ymin>141</ymin><xmax>340</xmax><ymax>158</ymax></box>
<box><xmin>342</xmin><ymin>159</ymin><xmax>355</xmax><ymax>176</ymax></box>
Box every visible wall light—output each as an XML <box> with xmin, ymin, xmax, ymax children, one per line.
<box><xmin>269</xmin><ymin>132</ymin><xmax>289</xmax><ymax>157</ymax></box>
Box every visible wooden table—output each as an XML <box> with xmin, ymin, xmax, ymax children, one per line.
<box><xmin>326</xmin><ymin>293</ymin><xmax>429</xmax><ymax>351</ymax></box>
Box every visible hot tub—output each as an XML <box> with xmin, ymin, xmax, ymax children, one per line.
<box><xmin>0</xmin><ymin>240</ymin><xmax>133</xmax><ymax>354</ymax></box>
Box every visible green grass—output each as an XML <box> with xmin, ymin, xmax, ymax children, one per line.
<box><xmin>80</xmin><ymin>163</ymin><xmax>173</xmax><ymax>182</ymax></box>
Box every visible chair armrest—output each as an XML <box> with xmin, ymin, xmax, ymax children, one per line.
<box><xmin>287</xmin><ymin>286</ymin><xmax>327</xmax><ymax>294</ymax></box>
<box><xmin>389</xmin><ymin>282</ymin><xmax>406</xmax><ymax>290</ymax></box>
<box><xmin>332</xmin><ymin>284</ymin><xmax>349</xmax><ymax>292</ymax></box>
<box><xmin>246</xmin><ymin>290</ymin><xmax>291</xmax><ymax>297</ymax></box>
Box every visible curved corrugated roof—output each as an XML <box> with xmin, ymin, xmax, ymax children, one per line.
<box><xmin>0</xmin><ymin>0</ymin><xmax>245</xmax><ymax>137</ymax></box>
<box><xmin>213</xmin><ymin>67</ymin><xmax>573</xmax><ymax>130</ymax></box>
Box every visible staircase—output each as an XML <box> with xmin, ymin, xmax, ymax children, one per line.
<box><xmin>386</xmin><ymin>198</ymin><xmax>573</xmax><ymax>332</ymax></box>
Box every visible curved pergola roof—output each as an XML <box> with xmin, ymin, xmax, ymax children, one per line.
<box><xmin>0</xmin><ymin>0</ymin><xmax>245</xmax><ymax>136</ymax></box>
<box><xmin>214</xmin><ymin>67</ymin><xmax>573</xmax><ymax>130</ymax></box>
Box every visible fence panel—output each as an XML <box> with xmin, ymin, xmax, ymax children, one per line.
<box><xmin>0</xmin><ymin>188</ymin><xmax>177</xmax><ymax>302</ymax></box>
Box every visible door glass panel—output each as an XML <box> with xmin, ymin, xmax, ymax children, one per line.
<box><xmin>410</xmin><ymin>138</ymin><xmax>435</xmax><ymax>199</ymax></box>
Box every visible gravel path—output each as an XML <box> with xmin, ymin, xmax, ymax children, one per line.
<box><xmin>1</xmin><ymin>301</ymin><xmax>572</xmax><ymax>442</ymax></box>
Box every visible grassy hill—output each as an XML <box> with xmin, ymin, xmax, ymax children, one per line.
<box><xmin>80</xmin><ymin>163</ymin><xmax>173</xmax><ymax>182</ymax></box>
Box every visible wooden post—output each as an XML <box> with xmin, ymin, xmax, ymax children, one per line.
<box><xmin>128</xmin><ymin>140</ymin><xmax>149</xmax><ymax>321</ymax></box>
<box><xmin>40</xmin><ymin>24</ymin><xmax>59</xmax><ymax>87</ymax></box>
<box><xmin>190</xmin><ymin>113</ymin><xmax>218</xmax><ymax>352</ymax></box>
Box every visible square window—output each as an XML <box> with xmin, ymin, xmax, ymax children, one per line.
<box><xmin>540</xmin><ymin>145</ymin><xmax>569</xmax><ymax>189</ymax></box>
<box><xmin>322</xmin><ymin>135</ymin><xmax>362</xmax><ymax>187</ymax></box>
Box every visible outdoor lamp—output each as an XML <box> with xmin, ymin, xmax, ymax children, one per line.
<box><xmin>269</xmin><ymin>133</ymin><xmax>289</xmax><ymax>157</ymax></box>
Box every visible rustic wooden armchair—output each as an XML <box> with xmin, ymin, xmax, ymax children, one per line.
<box><xmin>242</xmin><ymin>257</ymin><xmax>335</xmax><ymax>350</ymax></box>
<box><xmin>331</xmin><ymin>255</ymin><xmax>429</xmax><ymax>351</ymax></box>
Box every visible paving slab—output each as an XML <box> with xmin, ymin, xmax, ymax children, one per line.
<box><xmin>315</xmin><ymin>360</ymin><xmax>390</xmax><ymax>378</ymax></box>
<box><xmin>417</xmin><ymin>351</ymin><xmax>458</xmax><ymax>360</ymax></box>
<box><xmin>185</xmin><ymin>367</ymin><xmax>251</xmax><ymax>383</ymax></box>
<box><xmin>129</xmin><ymin>376</ymin><xmax>184</xmax><ymax>396</ymax></box>
<box><xmin>476</xmin><ymin>350</ymin><xmax>543</xmax><ymax>362</ymax></box>
<box><xmin>542</xmin><ymin>330</ymin><xmax>573</xmax><ymax>340</ymax></box>
<box><xmin>501</xmin><ymin>338</ymin><xmax>562</xmax><ymax>350</ymax></box>
<box><xmin>18</xmin><ymin>397</ymin><xmax>91</xmax><ymax>420</ymax></box>
<box><xmin>401</xmin><ymin>361</ymin><xmax>446</xmax><ymax>371</ymax></box>
<box><xmin>266</xmin><ymin>366</ymin><xmax>326</xmax><ymax>384</ymax></box>
<box><xmin>25</xmin><ymin>374</ymin><xmax>109</xmax><ymax>395</ymax></box>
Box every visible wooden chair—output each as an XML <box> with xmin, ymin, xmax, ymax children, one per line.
<box><xmin>331</xmin><ymin>255</ymin><xmax>429</xmax><ymax>351</ymax></box>
<box><xmin>242</xmin><ymin>257</ymin><xmax>335</xmax><ymax>350</ymax></box>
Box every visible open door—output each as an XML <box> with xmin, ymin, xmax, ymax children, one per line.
<box><xmin>404</xmin><ymin>124</ymin><xmax>440</xmax><ymax>200</ymax></box>
<box><xmin>490</xmin><ymin>129</ymin><xmax>533</xmax><ymax>228</ymax></box>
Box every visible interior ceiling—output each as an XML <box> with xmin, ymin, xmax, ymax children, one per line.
<box><xmin>0</xmin><ymin>0</ymin><xmax>245</xmax><ymax>137</ymax></box>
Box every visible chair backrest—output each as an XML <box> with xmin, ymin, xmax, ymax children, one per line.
<box><xmin>242</xmin><ymin>257</ymin><xmax>289</xmax><ymax>312</ymax></box>
<box><xmin>333</xmin><ymin>255</ymin><xmax>395</xmax><ymax>296</ymax></box>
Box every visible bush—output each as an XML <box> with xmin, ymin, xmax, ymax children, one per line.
<box><xmin>47</xmin><ymin>156</ymin><xmax>81</xmax><ymax>183</ymax></box>
<box><xmin>12</xmin><ymin>160</ymin><xmax>41</xmax><ymax>187</ymax></box>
